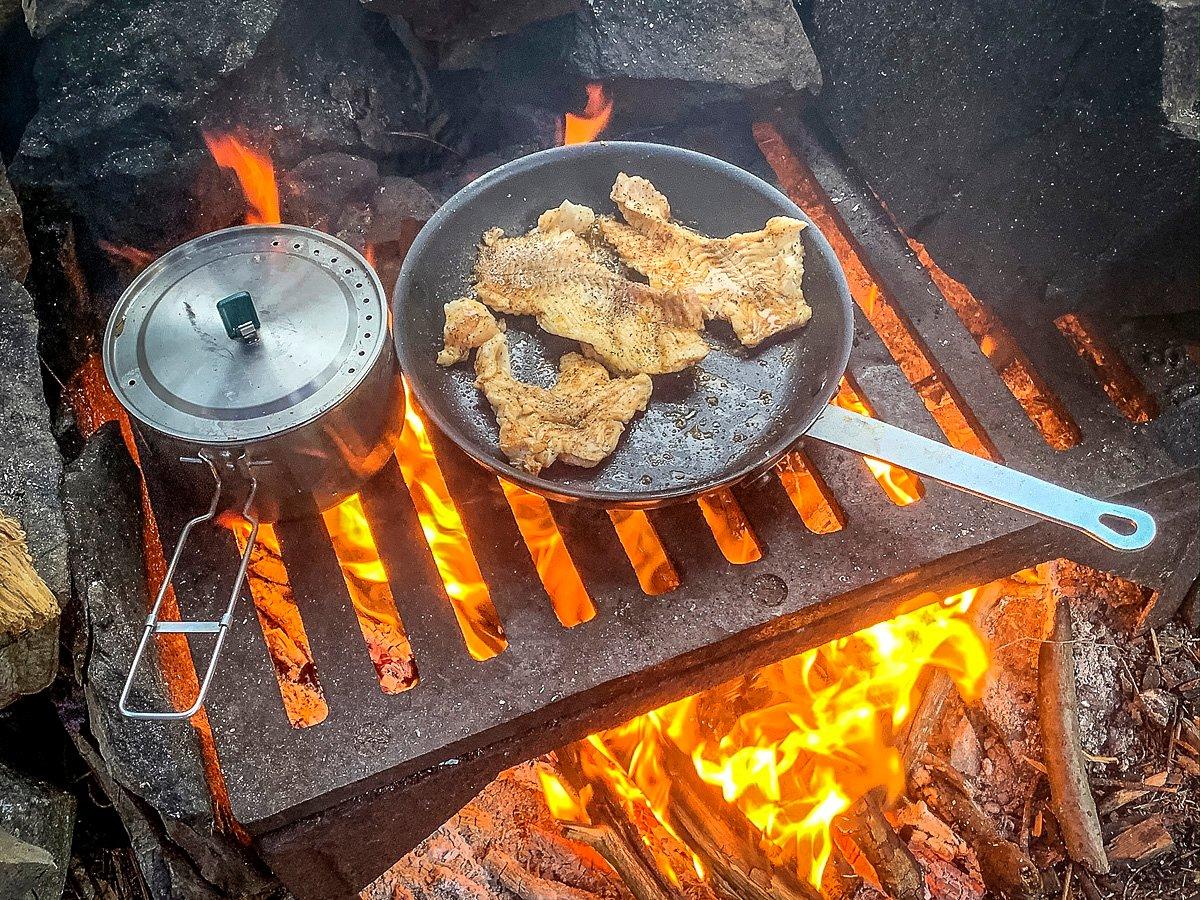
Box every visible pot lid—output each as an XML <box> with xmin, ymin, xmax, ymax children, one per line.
<box><xmin>103</xmin><ymin>224</ymin><xmax>388</xmax><ymax>444</ymax></box>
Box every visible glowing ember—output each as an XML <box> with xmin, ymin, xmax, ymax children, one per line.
<box><xmin>322</xmin><ymin>494</ymin><xmax>419</xmax><ymax>693</ymax></box>
<box><xmin>499</xmin><ymin>480</ymin><xmax>596</xmax><ymax>628</ymax></box>
<box><xmin>775</xmin><ymin>449</ymin><xmax>845</xmax><ymax>534</ymax></box>
<box><xmin>1055</xmin><ymin>313</ymin><xmax>1159</xmax><ymax>424</ymax></box>
<box><xmin>607</xmin><ymin>510</ymin><xmax>680</xmax><ymax>596</ymax></box>
<box><xmin>225</xmin><ymin>518</ymin><xmax>327</xmax><ymax>727</ymax></box>
<box><xmin>98</xmin><ymin>240</ymin><xmax>156</xmax><ymax>273</ymax></box>
<box><xmin>397</xmin><ymin>380</ymin><xmax>507</xmax><ymax>659</ymax></box>
<box><xmin>203</xmin><ymin>131</ymin><xmax>281</xmax><ymax>225</ymax></box>
<box><xmin>834</xmin><ymin>377</ymin><xmax>925</xmax><ymax>506</ymax></box>
<box><xmin>546</xmin><ymin>591</ymin><xmax>989</xmax><ymax>889</ymax></box>
<box><xmin>562</xmin><ymin>83</ymin><xmax>613</xmax><ymax>145</ymax></box>
<box><xmin>697</xmin><ymin>487</ymin><xmax>762</xmax><ymax>564</ymax></box>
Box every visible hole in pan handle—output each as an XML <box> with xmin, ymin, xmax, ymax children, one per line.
<box><xmin>118</xmin><ymin>451</ymin><xmax>262</xmax><ymax>720</ymax></box>
<box><xmin>805</xmin><ymin>404</ymin><xmax>1157</xmax><ymax>552</ymax></box>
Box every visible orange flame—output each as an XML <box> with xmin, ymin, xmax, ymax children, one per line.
<box><xmin>562</xmin><ymin>83</ymin><xmax>613</xmax><ymax>145</ymax></box>
<box><xmin>397</xmin><ymin>380</ymin><xmax>507</xmax><ymax>660</ymax></box>
<box><xmin>697</xmin><ymin>487</ymin><xmax>762</xmax><ymax>564</ymax></box>
<box><xmin>607</xmin><ymin>510</ymin><xmax>680</xmax><ymax>595</ymax></box>
<box><xmin>322</xmin><ymin>495</ymin><xmax>419</xmax><ymax>693</ymax></box>
<box><xmin>834</xmin><ymin>377</ymin><xmax>925</xmax><ymax>506</ymax></box>
<box><xmin>545</xmin><ymin>590</ymin><xmax>989</xmax><ymax>889</ymax></box>
<box><xmin>203</xmin><ymin>131</ymin><xmax>281</xmax><ymax>225</ymax></box>
<box><xmin>500</xmin><ymin>480</ymin><xmax>596</xmax><ymax>628</ymax></box>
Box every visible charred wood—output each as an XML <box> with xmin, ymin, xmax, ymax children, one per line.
<box><xmin>837</xmin><ymin>786</ymin><xmax>924</xmax><ymax>900</ymax></box>
<box><xmin>1037</xmin><ymin>591</ymin><xmax>1110</xmax><ymax>875</ymax></box>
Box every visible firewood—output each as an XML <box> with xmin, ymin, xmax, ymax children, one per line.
<box><xmin>820</xmin><ymin>842</ymin><xmax>862</xmax><ymax>900</ymax></box>
<box><xmin>915</xmin><ymin>760</ymin><xmax>1045</xmax><ymax>900</ymax></box>
<box><xmin>0</xmin><ymin>513</ymin><xmax>58</xmax><ymax>635</ymax></box>
<box><xmin>483</xmin><ymin>846</ymin><xmax>609</xmax><ymax>900</ymax></box>
<box><xmin>556</xmin><ymin>744</ymin><xmax>676</xmax><ymax>900</ymax></box>
<box><xmin>1105</xmin><ymin>816</ymin><xmax>1174</xmax><ymax>863</ymax></box>
<box><xmin>657</xmin><ymin>738</ymin><xmax>823</xmax><ymax>900</ymax></box>
<box><xmin>838</xmin><ymin>786</ymin><xmax>925</xmax><ymax>900</ymax></box>
<box><xmin>1037</xmin><ymin>592</ymin><xmax>1110</xmax><ymax>875</ymax></box>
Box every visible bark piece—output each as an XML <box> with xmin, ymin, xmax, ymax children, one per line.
<box><xmin>1106</xmin><ymin>817</ymin><xmax>1174</xmax><ymax>863</ymax></box>
<box><xmin>915</xmin><ymin>762</ymin><xmax>1044</xmax><ymax>900</ymax></box>
<box><xmin>838</xmin><ymin>787</ymin><xmax>925</xmax><ymax>900</ymax></box>
<box><xmin>1038</xmin><ymin>595</ymin><xmax>1110</xmax><ymax>874</ymax></box>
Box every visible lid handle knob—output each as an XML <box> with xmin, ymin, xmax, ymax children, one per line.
<box><xmin>217</xmin><ymin>291</ymin><xmax>261</xmax><ymax>344</ymax></box>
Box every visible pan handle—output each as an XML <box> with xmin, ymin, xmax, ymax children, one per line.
<box><xmin>805</xmin><ymin>404</ymin><xmax>1156</xmax><ymax>552</ymax></box>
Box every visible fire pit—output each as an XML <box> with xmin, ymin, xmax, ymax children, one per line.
<box><xmin>0</xmin><ymin>2</ymin><xmax>1196</xmax><ymax>899</ymax></box>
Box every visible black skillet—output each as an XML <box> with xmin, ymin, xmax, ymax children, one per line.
<box><xmin>394</xmin><ymin>142</ymin><xmax>1155</xmax><ymax>551</ymax></box>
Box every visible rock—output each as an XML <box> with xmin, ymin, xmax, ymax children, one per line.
<box><xmin>0</xmin><ymin>274</ymin><xmax>67</xmax><ymax>709</ymax></box>
<box><xmin>0</xmin><ymin>761</ymin><xmax>76</xmax><ymax>900</ymax></box>
<box><xmin>569</xmin><ymin>0</ymin><xmax>821</xmax><ymax>93</ymax></box>
<box><xmin>0</xmin><ymin>0</ymin><xmax>22</xmax><ymax>30</ymax></box>
<box><xmin>62</xmin><ymin>425</ymin><xmax>279</xmax><ymax>899</ymax></box>
<box><xmin>62</xmin><ymin>424</ymin><xmax>211</xmax><ymax>820</ymax></box>
<box><xmin>1157</xmin><ymin>0</ymin><xmax>1199</xmax><ymax>140</ymax></box>
<box><xmin>12</xmin><ymin>0</ymin><xmax>438</xmax><ymax>267</ymax></box>
<box><xmin>363</xmin><ymin>0</ymin><xmax>573</xmax><ymax>44</ymax></box>
<box><xmin>807</xmin><ymin>0</ymin><xmax>1200</xmax><ymax>318</ymax></box>
<box><xmin>20</xmin><ymin>0</ymin><xmax>95</xmax><ymax>36</ymax></box>
<box><xmin>0</xmin><ymin>161</ymin><xmax>29</xmax><ymax>283</ymax></box>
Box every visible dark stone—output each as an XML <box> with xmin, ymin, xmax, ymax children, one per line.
<box><xmin>0</xmin><ymin>273</ymin><xmax>67</xmax><ymax>708</ymax></box>
<box><xmin>61</xmin><ymin>425</ymin><xmax>281</xmax><ymax>900</ymax></box>
<box><xmin>363</xmin><ymin>0</ymin><xmax>574</xmax><ymax>44</ymax></box>
<box><xmin>0</xmin><ymin>761</ymin><xmax>75</xmax><ymax>900</ymax></box>
<box><xmin>62</xmin><ymin>425</ymin><xmax>210</xmax><ymax>820</ymax></box>
<box><xmin>807</xmin><ymin>0</ymin><xmax>1200</xmax><ymax>318</ymax></box>
<box><xmin>13</xmin><ymin>0</ymin><xmax>438</xmax><ymax>264</ymax></box>
<box><xmin>0</xmin><ymin>161</ymin><xmax>30</xmax><ymax>283</ymax></box>
<box><xmin>568</xmin><ymin>0</ymin><xmax>821</xmax><ymax>93</ymax></box>
<box><xmin>19</xmin><ymin>0</ymin><xmax>96</xmax><ymax>37</ymax></box>
<box><xmin>1158</xmin><ymin>0</ymin><xmax>1199</xmax><ymax>139</ymax></box>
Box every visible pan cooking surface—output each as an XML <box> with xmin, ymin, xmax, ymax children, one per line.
<box><xmin>393</xmin><ymin>142</ymin><xmax>854</xmax><ymax>506</ymax></box>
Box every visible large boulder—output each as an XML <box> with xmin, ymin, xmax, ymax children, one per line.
<box><xmin>0</xmin><ymin>761</ymin><xmax>75</xmax><ymax>900</ymax></box>
<box><xmin>0</xmin><ymin>273</ymin><xmax>66</xmax><ymax>709</ymax></box>
<box><xmin>569</xmin><ymin>0</ymin><xmax>821</xmax><ymax>93</ymax></box>
<box><xmin>12</xmin><ymin>0</ymin><xmax>438</xmax><ymax>267</ymax></box>
<box><xmin>806</xmin><ymin>0</ymin><xmax>1200</xmax><ymax>318</ymax></box>
<box><xmin>0</xmin><ymin>162</ymin><xmax>30</xmax><ymax>283</ymax></box>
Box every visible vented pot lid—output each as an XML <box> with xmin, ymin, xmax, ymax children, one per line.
<box><xmin>103</xmin><ymin>225</ymin><xmax>388</xmax><ymax>444</ymax></box>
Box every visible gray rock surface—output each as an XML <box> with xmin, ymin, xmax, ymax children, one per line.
<box><xmin>0</xmin><ymin>161</ymin><xmax>30</xmax><ymax>283</ymax></box>
<box><xmin>569</xmin><ymin>0</ymin><xmax>821</xmax><ymax>93</ymax></box>
<box><xmin>807</xmin><ymin>0</ymin><xmax>1199</xmax><ymax>318</ymax></box>
<box><xmin>63</xmin><ymin>425</ymin><xmax>280</xmax><ymax>899</ymax></box>
<box><xmin>0</xmin><ymin>761</ymin><xmax>75</xmax><ymax>900</ymax></box>
<box><xmin>0</xmin><ymin>273</ymin><xmax>67</xmax><ymax>709</ymax></box>
<box><xmin>12</xmin><ymin>0</ymin><xmax>436</xmax><ymax>263</ymax></box>
<box><xmin>363</xmin><ymin>0</ymin><xmax>573</xmax><ymax>43</ymax></box>
<box><xmin>20</xmin><ymin>0</ymin><xmax>95</xmax><ymax>36</ymax></box>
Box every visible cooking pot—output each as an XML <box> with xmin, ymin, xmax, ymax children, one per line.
<box><xmin>102</xmin><ymin>224</ymin><xmax>403</xmax><ymax>719</ymax></box>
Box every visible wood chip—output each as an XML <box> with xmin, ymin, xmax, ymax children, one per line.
<box><xmin>1106</xmin><ymin>817</ymin><xmax>1174</xmax><ymax>863</ymax></box>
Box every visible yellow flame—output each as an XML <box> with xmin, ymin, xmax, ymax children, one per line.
<box><xmin>397</xmin><ymin>381</ymin><xmax>506</xmax><ymax>659</ymax></box>
<box><xmin>834</xmin><ymin>378</ymin><xmax>925</xmax><ymax>506</ymax></box>
<box><xmin>203</xmin><ymin>131</ymin><xmax>281</xmax><ymax>225</ymax></box>
<box><xmin>544</xmin><ymin>592</ymin><xmax>989</xmax><ymax>888</ymax></box>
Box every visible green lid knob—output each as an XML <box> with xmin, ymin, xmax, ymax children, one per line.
<box><xmin>217</xmin><ymin>291</ymin><xmax>261</xmax><ymax>343</ymax></box>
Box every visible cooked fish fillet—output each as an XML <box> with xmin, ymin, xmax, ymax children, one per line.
<box><xmin>473</xmin><ymin>220</ymin><xmax>708</xmax><ymax>375</ymax></box>
<box><xmin>600</xmin><ymin>173</ymin><xmax>811</xmax><ymax>347</ymax></box>
<box><xmin>437</xmin><ymin>297</ymin><xmax>504</xmax><ymax>365</ymax></box>
<box><xmin>537</xmin><ymin>199</ymin><xmax>596</xmax><ymax>236</ymax></box>
<box><xmin>474</xmin><ymin>331</ymin><xmax>652</xmax><ymax>474</ymax></box>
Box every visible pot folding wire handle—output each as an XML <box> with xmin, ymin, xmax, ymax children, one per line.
<box><xmin>118</xmin><ymin>450</ymin><xmax>263</xmax><ymax>720</ymax></box>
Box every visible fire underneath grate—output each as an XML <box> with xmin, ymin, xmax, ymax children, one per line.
<box><xmin>125</xmin><ymin>119</ymin><xmax>1198</xmax><ymax>898</ymax></box>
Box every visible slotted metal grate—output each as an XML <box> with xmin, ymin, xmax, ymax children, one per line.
<box><xmin>138</xmin><ymin>118</ymin><xmax>1199</xmax><ymax>899</ymax></box>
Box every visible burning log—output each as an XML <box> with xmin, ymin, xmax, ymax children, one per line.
<box><xmin>555</xmin><ymin>744</ymin><xmax>676</xmax><ymax>900</ymax></box>
<box><xmin>0</xmin><ymin>512</ymin><xmax>59</xmax><ymax>636</ymax></box>
<box><xmin>837</xmin><ymin>787</ymin><xmax>925</xmax><ymax>900</ymax></box>
<box><xmin>819</xmin><ymin>842</ymin><xmax>862</xmax><ymax>900</ymax></box>
<box><xmin>1037</xmin><ymin>590</ymin><xmax>1110</xmax><ymax>875</ymax></box>
<box><xmin>656</xmin><ymin>738</ymin><xmax>823</xmax><ymax>900</ymax></box>
<box><xmin>912</xmin><ymin>760</ymin><xmax>1044</xmax><ymax>900</ymax></box>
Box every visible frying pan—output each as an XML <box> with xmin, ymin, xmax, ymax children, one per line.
<box><xmin>394</xmin><ymin>142</ymin><xmax>1155</xmax><ymax>551</ymax></box>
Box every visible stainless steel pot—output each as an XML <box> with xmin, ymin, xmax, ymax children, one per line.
<box><xmin>102</xmin><ymin>224</ymin><xmax>404</xmax><ymax>719</ymax></box>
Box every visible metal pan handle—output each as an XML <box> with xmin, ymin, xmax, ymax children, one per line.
<box><xmin>805</xmin><ymin>404</ymin><xmax>1156</xmax><ymax>552</ymax></box>
<box><xmin>118</xmin><ymin>452</ymin><xmax>260</xmax><ymax>720</ymax></box>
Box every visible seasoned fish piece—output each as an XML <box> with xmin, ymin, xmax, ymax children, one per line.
<box><xmin>437</xmin><ymin>297</ymin><xmax>503</xmax><ymax>366</ymax></box>
<box><xmin>537</xmin><ymin>199</ymin><xmax>596</xmax><ymax>236</ymax></box>
<box><xmin>474</xmin><ymin>331</ymin><xmax>653</xmax><ymax>474</ymax></box>
<box><xmin>473</xmin><ymin>223</ymin><xmax>708</xmax><ymax>375</ymax></box>
<box><xmin>600</xmin><ymin>173</ymin><xmax>811</xmax><ymax>347</ymax></box>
